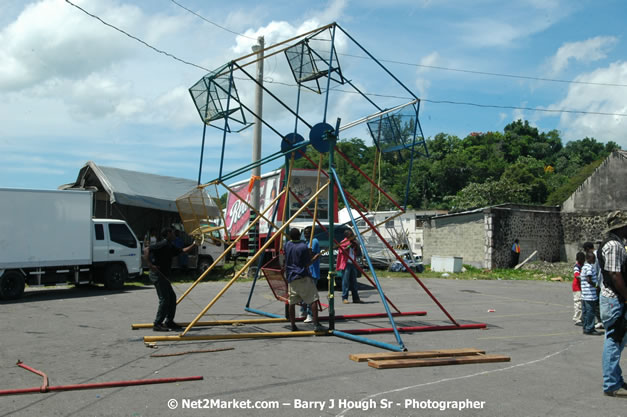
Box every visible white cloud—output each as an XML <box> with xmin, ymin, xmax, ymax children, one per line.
<box><xmin>455</xmin><ymin>0</ymin><xmax>572</xmax><ymax>48</ymax></box>
<box><xmin>414</xmin><ymin>52</ymin><xmax>440</xmax><ymax>98</ymax></box>
<box><xmin>548</xmin><ymin>36</ymin><xmax>617</xmax><ymax>74</ymax></box>
<box><xmin>0</xmin><ymin>0</ymin><xmax>137</xmax><ymax>92</ymax></box>
<box><xmin>550</xmin><ymin>61</ymin><xmax>627</xmax><ymax>144</ymax></box>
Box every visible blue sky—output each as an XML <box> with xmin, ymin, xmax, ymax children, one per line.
<box><xmin>1</xmin><ymin>0</ymin><xmax>626</xmax><ymax>191</ymax></box>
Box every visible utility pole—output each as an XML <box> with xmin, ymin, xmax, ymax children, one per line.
<box><xmin>248</xmin><ymin>36</ymin><xmax>264</xmax><ymax>274</ymax></box>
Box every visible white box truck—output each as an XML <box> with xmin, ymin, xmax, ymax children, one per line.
<box><xmin>0</xmin><ymin>188</ymin><xmax>142</xmax><ymax>300</ymax></box>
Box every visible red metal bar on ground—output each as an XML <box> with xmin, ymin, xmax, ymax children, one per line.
<box><xmin>319</xmin><ymin>311</ymin><xmax>427</xmax><ymax>321</ymax></box>
<box><xmin>340</xmin><ymin>323</ymin><xmax>487</xmax><ymax>335</ymax></box>
<box><xmin>16</xmin><ymin>360</ymin><xmax>48</xmax><ymax>392</ymax></box>
<box><xmin>0</xmin><ymin>375</ymin><xmax>203</xmax><ymax>397</ymax></box>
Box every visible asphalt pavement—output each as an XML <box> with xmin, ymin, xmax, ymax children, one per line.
<box><xmin>0</xmin><ymin>276</ymin><xmax>622</xmax><ymax>417</ymax></box>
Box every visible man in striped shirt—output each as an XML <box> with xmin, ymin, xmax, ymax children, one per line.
<box><xmin>581</xmin><ymin>251</ymin><xmax>602</xmax><ymax>335</ymax></box>
<box><xmin>598</xmin><ymin>211</ymin><xmax>627</xmax><ymax>396</ymax></box>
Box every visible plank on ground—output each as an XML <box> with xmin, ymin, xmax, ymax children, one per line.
<box><xmin>368</xmin><ymin>354</ymin><xmax>511</xmax><ymax>369</ymax></box>
<box><xmin>350</xmin><ymin>348</ymin><xmax>485</xmax><ymax>363</ymax></box>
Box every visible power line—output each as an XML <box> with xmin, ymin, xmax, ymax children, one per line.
<box><xmin>169</xmin><ymin>0</ymin><xmax>256</xmax><ymax>41</ymax></box>
<box><xmin>337</xmin><ymin>52</ymin><xmax>627</xmax><ymax>88</ymax></box>
<box><xmin>168</xmin><ymin>1</ymin><xmax>627</xmax><ymax>89</ymax></box>
<box><xmin>64</xmin><ymin>0</ymin><xmax>211</xmax><ymax>72</ymax></box>
<box><xmin>63</xmin><ymin>0</ymin><xmax>627</xmax><ymax>118</ymax></box>
<box><xmin>324</xmin><ymin>88</ymin><xmax>627</xmax><ymax>117</ymax></box>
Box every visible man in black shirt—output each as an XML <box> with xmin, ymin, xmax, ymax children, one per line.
<box><xmin>144</xmin><ymin>228</ymin><xmax>196</xmax><ymax>331</ymax></box>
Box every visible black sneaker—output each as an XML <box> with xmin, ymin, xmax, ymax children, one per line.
<box><xmin>153</xmin><ymin>324</ymin><xmax>170</xmax><ymax>332</ymax></box>
<box><xmin>314</xmin><ymin>324</ymin><xmax>327</xmax><ymax>333</ymax></box>
<box><xmin>165</xmin><ymin>322</ymin><xmax>183</xmax><ymax>331</ymax></box>
<box><xmin>584</xmin><ymin>330</ymin><xmax>603</xmax><ymax>336</ymax></box>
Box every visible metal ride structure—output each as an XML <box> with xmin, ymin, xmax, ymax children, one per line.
<box><xmin>136</xmin><ymin>22</ymin><xmax>486</xmax><ymax>351</ymax></box>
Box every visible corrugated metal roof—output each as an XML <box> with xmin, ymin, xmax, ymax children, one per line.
<box><xmin>66</xmin><ymin>161</ymin><xmax>217</xmax><ymax>213</ymax></box>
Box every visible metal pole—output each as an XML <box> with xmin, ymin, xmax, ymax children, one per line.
<box><xmin>248</xmin><ymin>36</ymin><xmax>264</xmax><ymax>270</ymax></box>
<box><xmin>197</xmin><ymin>123</ymin><xmax>207</xmax><ymax>185</ymax></box>
<box><xmin>251</xmin><ymin>36</ymin><xmax>264</xmax><ymax>214</ymax></box>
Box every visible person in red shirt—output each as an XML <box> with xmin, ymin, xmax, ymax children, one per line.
<box><xmin>337</xmin><ymin>229</ymin><xmax>362</xmax><ymax>304</ymax></box>
<box><xmin>572</xmin><ymin>251</ymin><xmax>585</xmax><ymax>326</ymax></box>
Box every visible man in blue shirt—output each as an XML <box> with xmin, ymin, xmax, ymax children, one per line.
<box><xmin>300</xmin><ymin>226</ymin><xmax>320</xmax><ymax>322</ymax></box>
<box><xmin>284</xmin><ymin>228</ymin><xmax>324</xmax><ymax>332</ymax></box>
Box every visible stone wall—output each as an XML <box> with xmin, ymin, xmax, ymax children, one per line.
<box><xmin>560</xmin><ymin>151</ymin><xmax>627</xmax><ymax>262</ymax></box>
<box><xmin>423</xmin><ymin>211</ymin><xmax>485</xmax><ymax>268</ymax></box>
<box><xmin>561</xmin><ymin>212</ymin><xmax>609</xmax><ymax>262</ymax></box>
<box><xmin>424</xmin><ymin>205</ymin><xmax>562</xmax><ymax>270</ymax></box>
<box><xmin>486</xmin><ymin>206</ymin><xmax>562</xmax><ymax>269</ymax></box>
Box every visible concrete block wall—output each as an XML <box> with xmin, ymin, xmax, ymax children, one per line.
<box><xmin>423</xmin><ymin>213</ymin><xmax>485</xmax><ymax>268</ymax></box>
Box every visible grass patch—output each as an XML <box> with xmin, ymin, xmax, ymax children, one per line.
<box><xmin>129</xmin><ymin>262</ymin><xmax>570</xmax><ymax>285</ymax></box>
<box><xmin>370</xmin><ymin>264</ymin><xmax>568</xmax><ymax>282</ymax></box>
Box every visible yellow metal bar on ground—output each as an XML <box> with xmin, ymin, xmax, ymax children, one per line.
<box><xmin>132</xmin><ymin>317</ymin><xmax>287</xmax><ymax>329</ymax></box>
<box><xmin>144</xmin><ymin>329</ymin><xmax>329</xmax><ymax>343</ymax></box>
<box><xmin>176</xmin><ymin>188</ymin><xmax>286</xmax><ymax>305</ymax></box>
<box><xmin>181</xmin><ymin>182</ymin><xmax>330</xmax><ymax>336</ymax></box>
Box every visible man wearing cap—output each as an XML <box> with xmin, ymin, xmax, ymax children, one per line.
<box><xmin>597</xmin><ymin>211</ymin><xmax>627</xmax><ymax>396</ymax></box>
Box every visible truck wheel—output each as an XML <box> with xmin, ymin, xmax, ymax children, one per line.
<box><xmin>104</xmin><ymin>264</ymin><xmax>127</xmax><ymax>290</ymax></box>
<box><xmin>0</xmin><ymin>271</ymin><xmax>25</xmax><ymax>300</ymax></box>
<box><xmin>197</xmin><ymin>257</ymin><xmax>214</xmax><ymax>274</ymax></box>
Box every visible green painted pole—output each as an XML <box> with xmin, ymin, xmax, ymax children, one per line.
<box><xmin>327</xmin><ymin>121</ymin><xmax>340</xmax><ymax>331</ymax></box>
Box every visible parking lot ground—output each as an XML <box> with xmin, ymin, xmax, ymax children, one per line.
<box><xmin>0</xmin><ymin>277</ymin><xmax>621</xmax><ymax>417</ymax></box>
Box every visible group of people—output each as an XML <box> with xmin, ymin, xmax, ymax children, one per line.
<box><xmin>143</xmin><ymin>224</ymin><xmax>365</xmax><ymax>334</ymax></box>
<box><xmin>284</xmin><ymin>226</ymin><xmax>363</xmax><ymax>332</ymax></box>
<box><xmin>569</xmin><ymin>210</ymin><xmax>627</xmax><ymax>397</ymax></box>
<box><xmin>572</xmin><ymin>242</ymin><xmax>604</xmax><ymax>335</ymax></box>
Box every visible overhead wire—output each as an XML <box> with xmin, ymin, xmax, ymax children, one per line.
<box><xmin>63</xmin><ymin>0</ymin><xmax>627</xmax><ymax>118</ymax></box>
<box><xmin>168</xmin><ymin>1</ymin><xmax>627</xmax><ymax>89</ymax></box>
<box><xmin>169</xmin><ymin>0</ymin><xmax>257</xmax><ymax>40</ymax></box>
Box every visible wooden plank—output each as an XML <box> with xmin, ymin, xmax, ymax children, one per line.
<box><xmin>514</xmin><ymin>250</ymin><xmax>537</xmax><ymax>270</ymax></box>
<box><xmin>350</xmin><ymin>348</ymin><xmax>485</xmax><ymax>362</ymax></box>
<box><xmin>368</xmin><ymin>354</ymin><xmax>511</xmax><ymax>369</ymax></box>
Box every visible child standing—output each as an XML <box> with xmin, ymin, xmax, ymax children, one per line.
<box><xmin>581</xmin><ymin>251</ymin><xmax>602</xmax><ymax>335</ymax></box>
<box><xmin>572</xmin><ymin>252</ymin><xmax>584</xmax><ymax>326</ymax></box>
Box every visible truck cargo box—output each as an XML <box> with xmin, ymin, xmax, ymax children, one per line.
<box><xmin>0</xmin><ymin>188</ymin><xmax>93</xmax><ymax>268</ymax></box>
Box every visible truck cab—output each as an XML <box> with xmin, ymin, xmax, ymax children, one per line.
<box><xmin>92</xmin><ymin>219</ymin><xmax>143</xmax><ymax>288</ymax></box>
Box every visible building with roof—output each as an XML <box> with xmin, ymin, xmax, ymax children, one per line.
<box><xmin>61</xmin><ymin>161</ymin><xmax>202</xmax><ymax>241</ymax></box>
<box><xmin>561</xmin><ymin>150</ymin><xmax>627</xmax><ymax>261</ymax></box>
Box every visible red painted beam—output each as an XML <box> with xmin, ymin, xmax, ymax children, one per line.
<box><xmin>0</xmin><ymin>375</ymin><xmax>203</xmax><ymax>396</ymax></box>
<box><xmin>340</xmin><ymin>323</ymin><xmax>487</xmax><ymax>335</ymax></box>
<box><xmin>317</xmin><ymin>311</ymin><xmax>427</xmax><ymax>321</ymax></box>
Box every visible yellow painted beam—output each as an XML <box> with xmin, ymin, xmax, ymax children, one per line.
<box><xmin>131</xmin><ymin>317</ymin><xmax>287</xmax><ymax>329</ymax></box>
<box><xmin>144</xmin><ymin>329</ymin><xmax>329</xmax><ymax>343</ymax></box>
